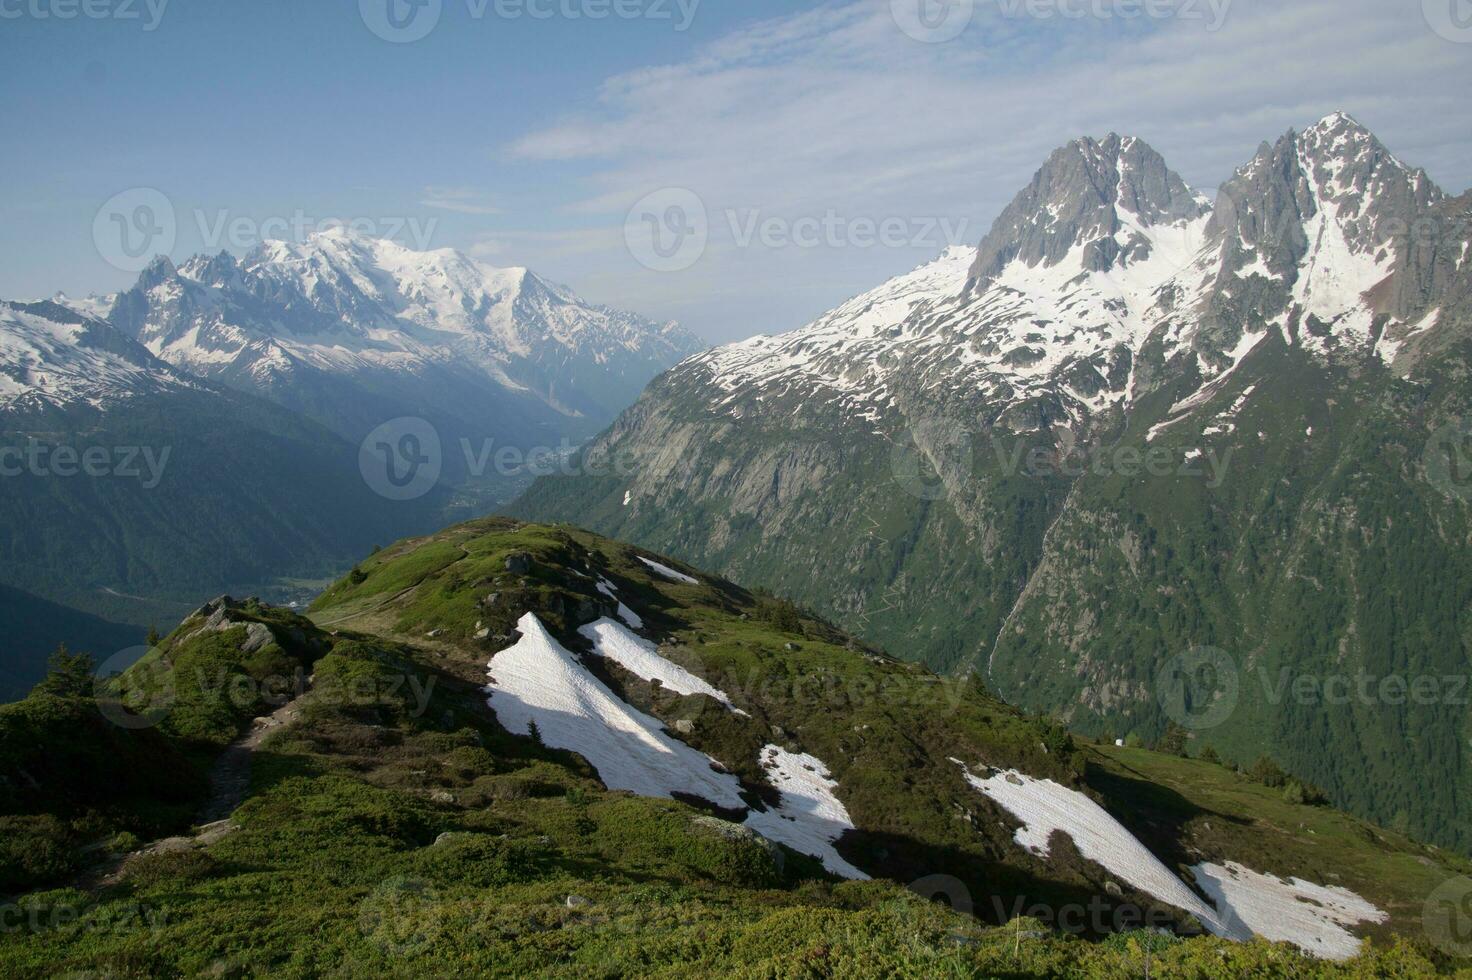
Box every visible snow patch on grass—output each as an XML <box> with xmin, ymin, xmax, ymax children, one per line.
<box><xmin>1192</xmin><ymin>861</ymin><xmax>1386</xmax><ymax>962</ymax></box>
<box><xmin>954</xmin><ymin>763</ymin><xmax>1242</xmax><ymax>938</ymax></box>
<box><xmin>638</xmin><ymin>556</ymin><xmax>699</xmax><ymax>585</ymax></box>
<box><xmin>488</xmin><ymin>615</ymin><xmax>866</xmax><ymax>879</ymax></box>
<box><xmin>579</xmin><ymin>617</ymin><xmax>748</xmax><ymax>716</ymax></box>
<box><xmin>747</xmin><ymin>746</ymin><xmax>869</xmax><ymax>880</ymax></box>
<box><xmin>486</xmin><ymin>613</ymin><xmax>746</xmax><ymax>810</ymax></box>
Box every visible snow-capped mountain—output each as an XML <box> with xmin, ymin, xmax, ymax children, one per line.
<box><xmin>100</xmin><ymin>230</ymin><xmax>705</xmax><ymax>473</ymax></box>
<box><xmin>0</xmin><ymin>299</ymin><xmax>194</xmax><ymax>413</ymax></box>
<box><xmin>0</xmin><ymin>296</ymin><xmax>450</xmax><ymax>643</ymax></box>
<box><xmin>1148</xmin><ymin>112</ymin><xmax>1453</xmax><ymax>383</ymax></box>
<box><xmin>514</xmin><ymin>114</ymin><xmax>1472</xmax><ymax>855</ymax></box>
<box><xmin>677</xmin><ymin>132</ymin><xmax>1215</xmax><ymax>429</ymax></box>
<box><xmin>676</xmin><ymin>114</ymin><xmax>1466</xmax><ymax>437</ymax></box>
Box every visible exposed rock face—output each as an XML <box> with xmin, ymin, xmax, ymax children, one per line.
<box><xmin>181</xmin><ymin>597</ymin><xmax>289</xmax><ymax>658</ymax></box>
<box><xmin>968</xmin><ymin>134</ymin><xmax>1209</xmax><ymax>286</ymax></box>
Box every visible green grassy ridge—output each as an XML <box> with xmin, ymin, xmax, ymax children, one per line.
<box><xmin>2</xmin><ymin>518</ymin><xmax>1469</xmax><ymax>975</ymax></box>
<box><xmin>305</xmin><ymin>520</ymin><xmax>1468</xmax><ymax>948</ymax></box>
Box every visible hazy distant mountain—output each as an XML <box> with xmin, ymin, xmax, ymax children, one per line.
<box><xmin>100</xmin><ymin>230</ymin><xmax>705</xmax><ymax>495</ymax></box>
<box><xmin>0</xmin><ymin>299</ymin><xmax>447</xmax><ymax>636</ymax></box>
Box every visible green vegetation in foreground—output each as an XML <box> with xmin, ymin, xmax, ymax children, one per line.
<box><xmin>1</xmin><ymin>519</ymin><xmax>1470</xmax><ymax>977</ymax></box>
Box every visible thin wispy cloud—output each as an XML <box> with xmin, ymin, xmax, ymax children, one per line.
<box><xmin>419</xmin><ymin>186</ymin><xmax>501</xmax><ymax>215</ymax></box>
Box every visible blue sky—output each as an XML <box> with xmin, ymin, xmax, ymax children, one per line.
<box><xmin>2</xmin><ymin>0</ymin><xmax>1470</xmax><ymax>344</ymax></box>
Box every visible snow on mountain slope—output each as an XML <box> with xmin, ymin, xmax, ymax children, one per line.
<box><xmin>103</xmin><ymin>229</ymin><xmax>705</xmax><ymax>442</ymax></box>
<box><xmin>487</xmin><ymin>613</ymin><xmax>748</xmax><ymax>810</ymax></box>
<box><xmin>0</xmin><ymin>300</ymin><xmax>190</xmax><ymax>411</ymax></box>
<box><xmin>1192</xmin><ymin>861</ymin><xmax>1387</xmax><ymax>962</ymax></box>
<box><xmin>663</xmin><ymin>115</ymin><xmax>1458</xmax><ymax>434</ymax></box>
<box><xmin>637</xmin><ymin>556</ymin><xmax>700</xmax><ymax>585</ymax></box>
<box><xmin>954</xmin><ymin>762</ymin><xmax>1240</xmax><ymax>938</ymax></box>
<box><xmin>682</xmin><ymin>134</ymin><xmax>1214</xmax><ymax>424</ymax></box>
<box><xmin>745</xmin><ymin>746</ymin><xmax>869</xmax><ymax>880</ymax></box>
<box><xmin>695</xmin><ymin>245</ymin><xmax>975</xmax><ymax>409</ymax></box>
<box><xmin>578</xmin><ymin>616</ymin><xmax>748</xmax><ymax>715</ymax></box>
<box><xmin>50</xmin><ymin>291</ymin><xmax>117</xmax><ymax>321</ymax></box>
<box><xmin>488</xmin><ymin>613</ymin><xmax>868</xmax><ymax>878</ymax></box>
<box><xmin>1150</xmin><ymin>113</ymin><xmax>1449</xmax><ymax>388</ymax></box>
<box><xmin>955</xmin><ymin>762</ymin><xmax>1387</xmax><ymax>960</ymax></box>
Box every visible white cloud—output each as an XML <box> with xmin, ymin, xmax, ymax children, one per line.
<box><xmin>495</xmin><ymin>0</ymin><xmax>1472</xmax><ymax>344</ymax></box>
<box><xmin>419</xmin><ymin>186</ymin><xmax>501</xmax><ymax>215</ymax></box>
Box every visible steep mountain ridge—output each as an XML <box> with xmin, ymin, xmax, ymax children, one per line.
<box><xmin>511</xmin><ymin>114</ymin><xmax>1472</xmax><ymax>853</ymax></box>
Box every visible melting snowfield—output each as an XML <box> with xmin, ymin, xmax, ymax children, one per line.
<box><xmin>1192</xmin><ymin>861</ymin><xmax>1388</xmax><ymax>962</ymax></box>
<box><xmin>488</xmin><ymin>619</ymin><xmax>1387</xmax><ymax>935</ymax></box>
<box><xmin>487</xmin><ymin>614</ymin><xmax>865</xmax><ymax>879</ymax></box>
<box><xmin>578</xmin><ymin>616</ymin><xmax>748</xmax><ymax>716</ymax></box>
<box><xmin>954</xmin><ymin>763</ymin><xmax>1238</xmax><ymax>937</ymax></box>
<box><xmin>638</xmin><ymin>556</ymin><xmax>699</xmax><ymax>585</ymax></box>
<box><xmin>955</xmin><ymin>762</ymin><xmax>1386</xmax><ymax>959</ymax></box>
<box><xmin>746</xmin><ymin>746</ymin><xmax>869</xmax><ymax>880</ymax></box>
<box><xmin>486</xmin><ymin>613</ymin><xmax>746</xmax><ymax>810</ymax></box>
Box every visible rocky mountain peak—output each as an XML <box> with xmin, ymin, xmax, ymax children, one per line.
<box><xmin>967</xmin><ymin>133</ymin><xmax>1207</xmax><ymax>289</ymax></box>
<box><xmin>1201</xmin><ymin>113</ymin><xmax>1446</xmax><ymax>312</ymax></box>
<box><xmin>179</xmin><ymin>250</ymin><xmax>243</xmax><ymax>289</ymax></box>
<box><xmin>135</xmin><ymin>254</ymin><xmax>180</xmax><ymax>289</ymax></box>
<box><xmin>0</xmin><ymin>298</ymin><xmax>185</xmax><ymax>410</ymax></box>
